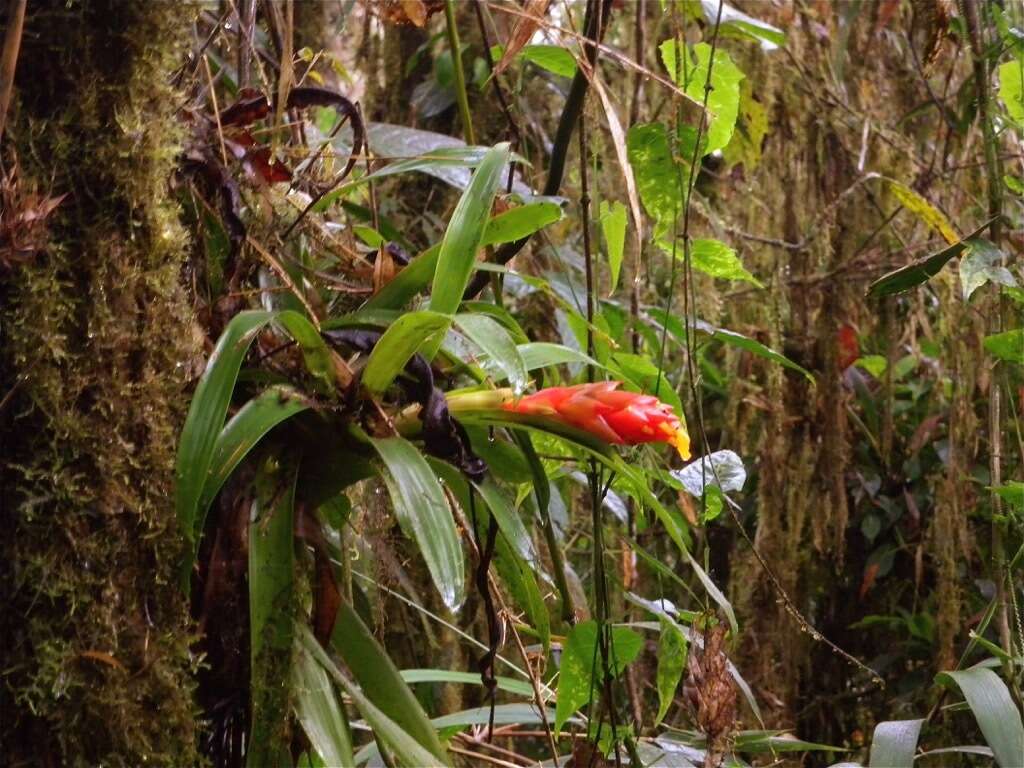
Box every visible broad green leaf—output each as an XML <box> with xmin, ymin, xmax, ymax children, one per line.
<box><xmin>276</xmin><ymin>310</ymin><xmax>341</xmax><ymax>394</ymax></box>
<box><xmin>301</xmin><ymin>625</ymin><xmax>448</xmax><ymax>768</ymax></box>
<box><xmin>455</xmin><ymin>313</ymin><xmax>528</xmax><ymax>394</ymax></box>
<box><xmin>177</xmin><ymin>310</ymin><xmax>275</xmax><ymax>584</ymax></box>
<box><xmin>481</xmin><ymin>201</ymin><xmax>564</xmax><ymax>246</ymax></box>
<box><xmin>555</xmin><ymin>620</ymin><xmax>643</xmax><ymax>733</ymax></box>
<box><xmin>856</xmin><ymin>355</ymin><xmax>888</xmax><ymax>378</ymax></box>
<box><xmin>599</xmin><ymin>200</ymin><xmax>628</xmax><ymax>293</ymax></box>
<box><xmin>660</xmin><ymin>41</ymin><xmax>745</xmax><ymax>155</ymax></box>
<box><xmin>723</xmin><ymin>78</ymin><xmax>769</xmax><ymax>170</ymax></box>
<box><xmin>991</xmin><ymin>482</ymin><xmax>1024</xmax><ymax>511</ymax></box>
<box><xmin>999</xmin><ymin>58</ymin><xmax>1024</xmax><ymax>124</ymax></box>
<box><xmin>935</xmin><ymin>667</ymin><xmax>1024</xmax><ymax>768</ymax></box>
<box><xmin>330</xmin><ymin>603</ymin><xmax>447</xmax><ymax>765</ymax></box>
<box><xmin>608</xmin><ymin>351</ymin><xmax>683</xmax><ymax>417</ymax></box>
<box><xmin>518</xmin><ymin>341</ymin><xmax>601</xmax><ymax>371</ymax></box>
<box><xmin>627</xmin><ymin>122</ymin><xmax>684</xmax><ymax>233</ymax></box>
<box><xmin>369</xmin><ymin>436</ymin><xmax>465</xmax><ymax>610</ymax></box>
<box><xmin>248</xmin><ymin>459</ymin><xmax>297</xmax><ymax>768</ymax></box>
<box><xmin>400</xmin><ymin>668</ymin><xmax>534</xmax><ymax>698</ymax></box>
<box><xmin>984</xmin><ymin>329</ymin><xmax>1024</xmax><ymax>364</ymax></box>
<box><xmin>293</xmin><ymin>641</ymin><xmax>354</xmax><ymax>768</ymax></box>
<box><xmin>656</xmin><ymin>617</ymin><xmax>688</xmax><ymax>725</ymax></box>
<box><xmin>520</xmin><ymin>45</ymin><xmax>577</xmax><ymax>78</ymax></box>
<box><xmin>362</xmin><ymin>310</ymin><xmax>451</xmax><ymax>394</ymax></box>
<box><xmin>197</xmin><ymin>386</ymin><xmax>311</xmax><ymax>524</ymax></box>
<box><xmin>959</xmin><ymin>238</ymin><xmax>1017</xmax><ymax>301</ymax></box>
<box><xmin>885</xmin><ymin>179</ymin><xmax>959</xmax><ymax>245</ymax></box>
<box><xmin>866</xmin><ymin>223</ymin><xmax>983</xmax><ymax>298</ymax></box>
<box><xmin>670</xmin><ymin>237</ymin><xmax>762</xmax><ymax>287</ymax></box>
<box><xmin>868</xmin><ymin>719</ymin><xmax>923</xmax><ymax>768</ymax></box>
<box><xmin>473</xmin><ymin>477</ymin><xmax>536</xmax><ymax>564</ymax></box>
<box><xmin>427</xmin><ymin>142</ymin><xmax>511</xmax><ymax>348</ymax></box>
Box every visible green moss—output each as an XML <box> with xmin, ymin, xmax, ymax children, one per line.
<box><xmin>1</xmin><ymin>2</ymin><xmax>203</xmax><ymax>764</ymax></box>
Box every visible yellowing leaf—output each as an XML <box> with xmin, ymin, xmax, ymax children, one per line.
<box><xmin>886</xmin><ymin>179</ymin><xmax>959</xmax><ymax>245</ymax></box>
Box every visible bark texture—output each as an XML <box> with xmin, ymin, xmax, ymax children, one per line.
<box><xmin>1</xmin><ymin>2</ymin><xmax>201</xmax><ymax>764</ymax></box>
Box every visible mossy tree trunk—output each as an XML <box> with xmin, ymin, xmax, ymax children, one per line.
<box><xmin>1</xmin><ymin>2</ymin><xmax>201</xmax><ymax>765</ymax></box>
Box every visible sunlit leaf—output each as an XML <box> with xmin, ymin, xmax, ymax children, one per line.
<box><xmin>455</xmin><ymin>313</ymin><xmax>528</xmax><ymax>393</ymax></box>
<box><xmin>660</xmin><ymin>41</ymin><xmax>744</xmax><ymax>155</ymax></box>
<box><xmin>984</xmin><ymin>329</ymin><xmax>1024</xmax><ymax>364</ymax></box>
<box><xmin>481</xmin><ymin>201</ymin><xmax>564</xmax><ymax>246</ymax></box>
<box><xmin>999</xmin><ymin>58</ymin><xmax>1024</xmax><ymax>125</ymax></box>
<box><xmin>599</xmin><ymin>200</ymin><xmax>628</xmax><ymax>293</ymax></box>
<box><xmin>519</xmin><ymin>44</ymin><xmax>576</xmax><ymax>78</ymax></box>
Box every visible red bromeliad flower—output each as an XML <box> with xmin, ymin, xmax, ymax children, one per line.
<box><xmin>503</xmin><ymin>381</ymin><xmax>691</xmax><ymax>460</ymax></box>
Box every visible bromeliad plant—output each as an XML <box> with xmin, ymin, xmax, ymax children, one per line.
<box><xmin>174</xmin><ymin>124</ymin><xmax>735</xmax><ymax>766</ymax></box>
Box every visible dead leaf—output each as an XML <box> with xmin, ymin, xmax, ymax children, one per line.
<box><xmin>494</xmin><ymin>0</ymin><xmax>552</xmax><ymax>77</ymax></box>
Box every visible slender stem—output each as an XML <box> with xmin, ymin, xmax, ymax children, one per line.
<box><xmin>961</xmin><ymin>0</ymin><xmax>1012</xmax><ymax>663</ymax></box>
<box><xmin>445</xmin><ymin>0</ymin><xmax>476</xmax><ymax>146</ymax></box>
<box><xmin>0</xmin><ymin>0</ymin><xmax>27</xmax><ymax>139</ymax></box>
<box><xmin>579</xmin><ymin>108</ymin><xmax>595</xmax><ymax>378</ymax></box>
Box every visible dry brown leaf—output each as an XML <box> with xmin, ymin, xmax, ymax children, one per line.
<box><xmin>493</xmin><ymin>0</ymin><xmax>552</xmax><ymax>77</ymax></box>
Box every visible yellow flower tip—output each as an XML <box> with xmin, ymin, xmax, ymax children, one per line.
<box><xmin>672</xmin><ymin>427</ymin><xmax>691</xmax><ymax>461</ymax></box>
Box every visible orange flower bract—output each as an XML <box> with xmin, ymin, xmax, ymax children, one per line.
<box><xmin>503</xmin><ymin>381</ymin><xmax>691</xmax><ymax>460</ymax></box>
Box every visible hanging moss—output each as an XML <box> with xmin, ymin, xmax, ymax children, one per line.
<box><xmin>0</xmin><ymin>2</ymin><xmax>202</xmax><ymax>765</ymax></box>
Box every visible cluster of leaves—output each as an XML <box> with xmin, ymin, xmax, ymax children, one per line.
<box><xmin>172</xmin><ymin>2</ymin><xmax>1023</xmax><ymax>767</ymax></box>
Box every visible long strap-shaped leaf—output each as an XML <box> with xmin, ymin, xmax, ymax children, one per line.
<box><xmin>248</xmin><ymin>459</ymin><xmax>297</xmax><ymax>768</ymax></box>
<box><xmin>300</xmin><ymin>624</ymin><xmax>448</xmax><ymax>768</ymax></box>
<box><xmin>176</xmin><ymin>309</ymin><xmax>333</xmax><ymax>586</ymax></box>
<box><xmin>176</xmin><ymin>310</ymin><xmax>274</xmax><ymax>550</ymax></box>
<box><xmin>868</xmin><ymin>719</ymin><xmax>923</xmax><ymax>767</ymax></box>
<box><xmin>936</xmin><ymin>667</ymin><xmax>1024</xmax><ymax>768</ymax></box>
<box><xmin>368</xmin><ymin>434</ymin><xmax>465</xmax><ymax>611</ymax></box>
<box><xmin>293</xmin><ymin>640</ymin><xmax>354</xmax><ymax>768</ymax></box>
<box><xmin>331</xmin><ymin>602</ymin><xmax>448</xmax><ymax>765</ymax></box>
<box><xmin>422</xmin><ymin>142</ymin><xmax>510</xmax><ymax>358</ymax></box>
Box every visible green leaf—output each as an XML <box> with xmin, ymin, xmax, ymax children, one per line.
<box><xmin>867</xmin><ymin>240</ymin><xmax>970</xmax><ymax>298</ymax></box>
<box><xmin>330</xmin><ymin>603</ymin><xmax>448</xmax><ymax>765</ymax></box>
<box><xmin>627</xmin><ymin>122</ymin><xmax>684</xmax><ymax>232</ymax></box>
<box><xmin>711</xmin><ymin>1</ymin><xmax>785</xmax><ymax>48</ymax></box>
<box><xmin>177</xmin><ymin>310</ymin><xmax>275</xmax><ymax>578</ymax></box>
<box><xmin>984</xmin><ymin>329</ymin><xmax>1024</xmax><ymax>364</ymax></box>
<box><xmin>427</xmin><ymin>142</ymin><xmax>511</xmax><ymax>349</ymax></box>
<box><xmin>362</xmin><ymin>310</ymin><xmax>451</xmax><ymax>394</ymax></box>
<box><xmin>520</xmin><ymin>44</ymin><xmax>576</xmax><ymax>78</ymax></box>
<box><xmin>365</xmin><ymin>243</ymin><xmax>441</xmax><ymax>310</ymax></box>
<box><xmin>400</xmin><ymin>668</ymin><xmax>534</xmax><ymax>698</ymax></box>
<box><xmin>672</xmin><ymin>237</ymin><xmax>762</xmax><ymax>286</ymax></box>
<box><xmin>369</xmin><ymin>435</ymin><xmax>465</xmax><ymax>610</ymax></box>
<box><xmin>248</xmin><ymin>459</ymin><xmax>297</xmax><ymax>768</ymax></box>
<box><xmin>733</xmin><ymin>731</ymin><xmax>844</xmax><ymax>753</ymax></box>
<box><xmin>301</xmin><ymin>625</ymin><xmax>448</xmax><ymax>767</ymax></box>
<box><xmin>999</xmin><ymin>58</ymin><xmax>1024</xmax><ymax>125</ymax></box>
<box><xmin>868</xmin><ymin>719</ymin><xmax>923</xmax><ymax>768</ymax></box>
<box><xmin>455</xmin><ymin>313</ymin><xmax>529</xmax><ymax>393</ymax></box>
<box><xmin>856</xmin><ymin>355</ymin><xmax>888</xmax><ymax>378</ymax></box>
<box><xmin>481</xmin><ymin>201</ymin><xmax>564</xmax><ymax>246</ymax></box>
<box><xmin>197</xmin><ymin>386</ymin><xmax>311</xmax><ymax>524</ymax></box>
<box><xmin>935</xmin><ymin>667</ymin><xmax>1024</xmax><ymax>768</ymax></box>
<box><xmin>431</xmin><ymin>703</ymin><xmax>564</xmax><ymax>730</ymax></box>
<box><xmin>991</xmin><ymin>481</ymin><xmax>1024</xmax><ymax>512</ymax></box>
<box><xmin>555</xmin><ymin>620</ymin><xmax>643</xmax><ymax>733</ymax></box>
<box><xmin>276</xmin><ymin>310</ymin><xmax>341</xmax><ymax>395</ymax></box>
<box><xmin>292</xmin><ymin>640</ymin><xmax>354</xmax><ymax>768</ymax></box>
<box><xmin>655</xmin><ymin>617</ymin><xmax>688</xmax><ymax>725</ymax></box>
<box><xmin>473</xmin><ymin>477</ymin><xmax>536</xmax><ymax>564</ymax></box>
<box><xmin>599</xmin><ymin>201</ymin><xmax>628</xmax><ymax>293</ymax></box>
<box><xmin>660</xmin><ymin>41</ymin><xmax>745</xmax><ymax>155</ymax></box>
<box><xmin>517</xmin><ymin>341</ymin><xmax>602</xmax><ymax>372</ymax></box>
<box><xmin>959</xmin><ymin>238</ymin><xmax>1017</xmax><ymax>301</ymax></box>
